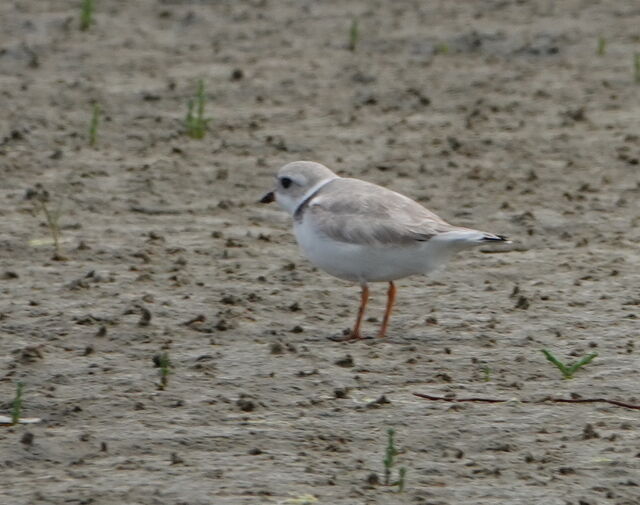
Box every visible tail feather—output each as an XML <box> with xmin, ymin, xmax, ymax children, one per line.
<box><xmin>434</xmin><ymin>229</ymin><xmax>511</xmax><ymax>247</ymax></box>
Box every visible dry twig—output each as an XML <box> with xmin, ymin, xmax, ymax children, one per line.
<box><xmin>413</xmin><ymin>392</ymin><xmax>640</xmax><ymax>410</ymax></box>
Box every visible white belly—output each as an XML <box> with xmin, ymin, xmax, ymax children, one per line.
<box><xmin>293</xmin><ymin>221</ymin><xmax>449</xmax><ymax>283</ymax></box>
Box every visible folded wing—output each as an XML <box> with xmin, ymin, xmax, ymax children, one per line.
<box><xmin>304</xmin><ymin>179</ymin><xmax>457</xmax><ymax>247</ymax></box>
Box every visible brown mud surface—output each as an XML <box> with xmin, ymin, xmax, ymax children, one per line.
<box><xmin>1</xmin><ymin>1</ymin><xmax>639</xmax><ymax>504</ymax></box>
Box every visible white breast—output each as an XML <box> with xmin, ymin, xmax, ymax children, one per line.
<box><xmin>293</xmin><ymin>220</ymin><xmax>451</xmax><ymax>283</ymax></box>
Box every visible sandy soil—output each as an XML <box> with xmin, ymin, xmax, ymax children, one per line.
<box><xmin>1</xmin><ymin>1</ymin><xmax>640</xmax><ymax>504</ymax></box>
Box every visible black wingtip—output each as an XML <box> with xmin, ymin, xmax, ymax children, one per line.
<box><xmin>483</xmin><ymin>234</ymin><xmax>509</xmax><ymax>242</ymax></box>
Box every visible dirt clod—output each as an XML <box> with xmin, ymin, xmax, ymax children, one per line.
<box><xmin>236</xmin><ymin>399</ymin><xmax>256</xmax><ymax>412</ymax></box>
<box><xmin>582</xmin><ymin>424</ymin><xmax>600</xmax><ymax>440</ymax></box>
<box><xmin>270</xmin><ymin>342</ymin><xmax>284</xmax><ymax>354</ymax></box>
<box><xmin>20</xmin><ymin>432</ymin><xmax>34</xmax><ymax>446</ymax></box>
<box><xmin>334</xmin><ymin>355</ymin><xmax>354</xmax><ymax>367</ymax></box>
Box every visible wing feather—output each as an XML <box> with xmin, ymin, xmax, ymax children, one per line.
<box><xmin>304</xmin><ymin>178</ymin><xmax>456</xmax><ymax>246</ymax></box>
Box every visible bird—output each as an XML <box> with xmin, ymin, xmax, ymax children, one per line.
<box><xmin>260</xmin><ymin>161</ymin><xmax>509</xmax><ymax>341</ymax></box>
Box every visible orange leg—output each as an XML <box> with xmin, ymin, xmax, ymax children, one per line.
<box><xmin>377</xmin><ymin>281</ymin><xmax>396</xmax><ymax>338</ymax></box>
<box><xmin>330</xmin><ymin>283</ymin><xmax>369</xmax><ymax>341</ymax></box>
<box><xmin>349</xmin><ymin>283</ymin><xmax>369</xmax><ymax>339</ymax></box>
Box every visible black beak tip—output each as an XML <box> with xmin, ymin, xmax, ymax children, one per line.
<box><xmin>260</xmin><ymin>191</ymin><xmax>275</xmax><ymax>204</ymax></box>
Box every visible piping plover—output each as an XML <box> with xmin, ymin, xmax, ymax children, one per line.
<box><xmin>261</xmin><ymin>161</ymin><xmax>509</xmax><ymax>341</ymax></box>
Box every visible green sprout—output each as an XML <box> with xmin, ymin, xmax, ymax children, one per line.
<box><xmin>348</xmin><ymin>19</ymin><xmax>359</xmax><ymax>52</ymax></box>
<box><xmin>155</xmin><ymin>352</ymin><xmax>172</xmax><ymax>390</ymax></box>
<box><xmin>397</xmin><ymin>467</ymin><xmax>406</xmax><ymax>493</ymax></box>
<box><xmin>541</xmin><ymin>349</ymin><xmax>597</xmax><ymax>379</ymax></box>
<box><xmin>434</xmin><ymin>42</ymin><xmax>449</xmax><ymax>55</ymax></box>
<box><xmin>383</xmin><ymin>428</ymin><xmax>407</xmax><ymax>492</ymax></box>
<box><xmin>79</xmin><ymin>0</ymin><xmax>94</xmax><ymax>31</ymax></box>
<box><xmin>25</xmin><ymin>184</ymin><xmax>66</xmax><ymax>260</ymax></box>
<box><xmin>185</xmin><ymin>79</ymin><xmax>211</xmax><ymax>139</ymax></box>
<box><xmin>11</xmin><ymin>382</ymin><xmax>24</xmax><ymax>425</ymax></box>
<box><xmin>89</xmin><ymin>103</ymin><xmax>100</xmax><ymax>147</ymax></box>
<box><xmin>596</xmin><ymin>36</ymin><xmax>606</xmax><ymax>56</ymax></box>
<box><xmin>482</xmin><ymin>365</ymin><xmax>491</xmax><ymax>382</ymax></box>
<box><xmin>383</xmin><ymin>428</ymin><xmax>397</xmax><ymax>485</ymax></box>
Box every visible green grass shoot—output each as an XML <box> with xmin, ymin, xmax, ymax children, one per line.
<box><xmin>383</xmin><ymin>428</ymin><xmax>397</xmax><ymax>485</ymax></box>
<box><xmin>382</xmin><ymin>428</ymin><xmax>406</xmax><ymax>492</ymax></box>
<box><xmin>482</xmin><ymin>365</ymin><xmax>491</xmax><ymax>382</ymax></box>
<box><xmin>25</xmin><ymin>185</ymin><xmax>65</xmax><ymax>260</ymax></box>
<box><xmin>157</xmin><ymin>352</ymin><xmax>172</xmax><ymax>390</ymax></box>
<box><xmin>185</xmin><ymin>79</ymin><xmax>211</xmax><ymax>139</ymax></box>
<box><xmin>397</xmin><ymin>466</ymin><xmax>407</xmax><ymax>493</ymax></box>
<box><xmin>41</xmin><ymin>201</ymin><xmax>63</xmax><ymax>259</ymax></box>
<box><xmin>11</xmin><ymin>382</ymin><xmax>24</xmax><ymax>425</ymax></box>
<box><xmin>348</xmin><ymin>19</ymin><xmax>359</xmax><ymax>52</ymax></box>
<box><xmin>541</xmin><ymin>349</ymin><xmax>597</xmax><ymax>379</ymax></box>
<box><xmin>89</xmin><ymin>103</ymin><xmax>100</xmax><ymax>147</ymax></box>
<box><xmin>596</xmin><ymin>36</ymin><xmax>606</xmax><ymax>56</ymax></box>
<box><xmin>80</xmin><ymin>0</ymin><xmax>94</xmax><ymax>31</ymax></box>
<box><xmin>634</xmin><ymin>53</ymin><xmax>640</xmax><ymax>84</ymax></box>
<box><xmin>434</xmin><ymin>42</ymin><xmax>449</xmax><ymax>55</ymax></box>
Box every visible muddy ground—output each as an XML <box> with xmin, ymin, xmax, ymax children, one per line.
<box><xmin>1</xmin><ymin>1</ymin><xmax>639</xmax><ymax>504</ymax></box>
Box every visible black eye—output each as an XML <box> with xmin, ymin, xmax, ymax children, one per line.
<box><xmin>280</xmin><ymin>177</ymin><xmax>292</xmax><ymax>189</ymax></box>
